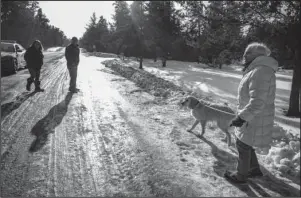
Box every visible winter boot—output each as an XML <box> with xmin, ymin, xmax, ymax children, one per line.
<box><xmin>248</xmin><ymin>168</ymin><xmax>263</xmax><ymax>178</ymax></box>
<box><xmin>26</xmin><ymin>78</ymin><xmax>33</xmax><ymax>91</ymax></box>
<box><xmin>35</xmin><ymin>81</ymin><xmax>44</xmax><ymax>92</ymax></box>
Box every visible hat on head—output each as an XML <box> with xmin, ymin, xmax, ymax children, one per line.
<box><xmin>71</xmin><ymin>37</ymin><xmax>78</xmax><ymax>41</ymax></box>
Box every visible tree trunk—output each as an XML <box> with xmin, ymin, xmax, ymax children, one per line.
<box><xmin>287</xmin><ymin>49</ymin><xmax>300</xmax><ymax>117</ymax></box>
<box><xmin>139</xmin><ymin>56</ymin><xmax>143</xmax><ymax>69</ymax></box>
<box><xmin>162</xmin><ymin>58</ymin><xmax>166</xmax><ymax>67</ymax></box>
<box><xmin>299</xmin><ymin>86</ymin><xmax>301</xmax><ymax>114</ymax></box>
<box><xmin>117</xmin><ymin>38</ymin><xmax>126</xmax><ymax>55</ymax></box>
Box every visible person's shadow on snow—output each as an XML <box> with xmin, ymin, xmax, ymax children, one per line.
<box><xmin>196</xmin><ymin>135</ymin><xmax>300</xmax><ymax>197</ymax></box>
<box><xmin>1</xmin><ymin>91</ymin><xmax>37</xmax><ymax>120</ymax></box>
<box><xmin>29</xmin><ymin>92</ymin><xmax>73</xmax><ymax>153</ymax></box>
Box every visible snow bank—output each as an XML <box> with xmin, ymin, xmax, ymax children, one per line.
<box><xmin>264</xmin><ymin>144</ymin><xmax>300</xmax><ymax>178</ymax></box>
<box><xmin>80</xmin><ymin>48</ymin><xmax>87</xmax><ymax>53</ymax></box>
<box><xmin>86</xmin><ymin>52</ymin><xmax>118</xmax><ymax>58</ymax></box>
<box><xmin>103</xmin><ymin>59</ymin><xmax>226</xmax><ymax>104</ymax></box>
<box><xmin>103</xmin><ymin>59</ymin><xmax>185</xmax><ymax>100</ymax></box>
<box><xmin>46</xmin><ymin>47</ymin><xmax>64</xmax><ymax>52</ymax></box>
<box><xmin>262</xmin><ymin>123</ymin><xmax>300</xmax><ymax>178</ymax></box>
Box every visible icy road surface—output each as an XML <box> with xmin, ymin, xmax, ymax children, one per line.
<box><xmin>1</xmin><ymin>52</ymin><xmax>300</xmax><ymax>197</ymax></box>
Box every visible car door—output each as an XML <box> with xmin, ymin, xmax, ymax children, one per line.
<box><xmin>18</xmin><ymin>44</ymin><xmax>26</xmax><ymax>67</ymax></box>
<box><xmin>14</xmin><ymin>44</ymin><xmax>21</xmax><ymax>68</ymax></box>
<box><xmin>15</xmin><ymin>44</ymin><xmax>25</xmax><ymax>68</ymax></box>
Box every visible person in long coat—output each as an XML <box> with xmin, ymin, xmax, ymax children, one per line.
<box><xmin>225</xmin><ymin>42</ymin><xmax>278</xmax><ymax>184</ymax></box>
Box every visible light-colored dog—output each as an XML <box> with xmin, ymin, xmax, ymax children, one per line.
<box><xmin>180</xmin><ymin>96</ymin><xmax>236</xmax><ymax>146</ymax></box>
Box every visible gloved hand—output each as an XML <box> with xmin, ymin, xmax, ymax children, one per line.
<box><xmin>230</xmin><ymin>116</ymin><xmax>246</xmax><ymax>127</ymax></box>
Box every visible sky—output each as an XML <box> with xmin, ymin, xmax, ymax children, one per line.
<box><xmin>39</xmin><ymin>1</ymin><xmax>133</xmax><ymax>39</ymax></box>
<box><xmin>38</xmin><ymin>1</ymin><xmax>198</xmax><ymax>39</ymax></box>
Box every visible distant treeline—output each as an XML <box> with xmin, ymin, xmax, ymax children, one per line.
<box><xmin>1</xmin><ymin>1</ymin><xmax>69</xmax><ymax>48</ymax></box>
<box><xmin>80</xmin><ymin>1</ymin><xmax>299</xmax><ymax>68</ymax></box>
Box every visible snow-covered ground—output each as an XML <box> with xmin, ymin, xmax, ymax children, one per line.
<box><xmin>1</xmin><ymin>50</ymin><xmax>299</xmax><ymax>197</ymax></box>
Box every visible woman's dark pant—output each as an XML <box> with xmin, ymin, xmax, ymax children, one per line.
<box><xmin>27</xmin><ymin>68</ymin><xmax>41</xmax><ymax>88</ymax></box>
<box><xmin>236</xmin><ymin>138</ymin><xmax>261</xmax><ymax>180</ymax></box>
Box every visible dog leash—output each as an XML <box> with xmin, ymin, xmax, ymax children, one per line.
<box><xmin>197</xmin><ymin>99</ymin><xmax>249</xmax><ymax>128</ymax></box>
<box><xmin>195</xmin><ymin>98</ymin><xmax>237</xmax><ymax>116</ymax></box>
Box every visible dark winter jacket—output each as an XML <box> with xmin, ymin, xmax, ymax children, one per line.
<box><xmin>65</xmin><ymin>44</ymin><xmax>80</xmax><ymax>67</ymax></box>
<box><xmin>24</xmin><ymin>47</ymin><xmax>44</xmax><ymax>70</ymax></box>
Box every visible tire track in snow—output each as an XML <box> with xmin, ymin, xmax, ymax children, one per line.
<box><xmin>1</xmin><ymin>56</ymin><xmax>66</xmax><ymax>159</ymax></box>
<box><xmin>1</xmin><ymin>58</ymin><xmax>64</xmax><ymax>161</ymax></box>
<box><xmin>85</xmin><ymin>65</ymin><xmax>143</xmax><ymax>196</ymax></box>
<box><xmin>23</xmin><ymin>61</ymin><xmax>68</xmax><ymax>196</ymax></box>
<box><xmin>86</xmin><ymin>65</ymin><xmax>191</xmax><ymax>196</ymax></box>
<box><xmin>75</xmin><ymin>73</ymin><xmax>118</xmax><ymax>196</ymax></box>
<box><xmin>46</xmin><ymin>75</ymin><xmax>65</xmax><ymax>197</ymax></box>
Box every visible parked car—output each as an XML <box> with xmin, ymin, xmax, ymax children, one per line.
<box><xmin>1</xmin><ymin>41</ymin><xmax>26</xmax><ymax>74</ymax></box>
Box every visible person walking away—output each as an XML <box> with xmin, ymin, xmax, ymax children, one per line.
<box><xmin>225</xmin><ymin>42</ymin><xmax>278</xmax><ymax>184</ymax></box>
<box><xmin>65</xmin><ymin>37</ymin><xmax>80</xmax><ymax>93</ymax></box>
<box><xmin>25</xmin><ymin>40</ymin><xmax>45</xmax><ymax>92</ymax></box>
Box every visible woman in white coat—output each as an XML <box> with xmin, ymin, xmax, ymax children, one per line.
<box><xmin>225</xmin><ymin>42</ymin><xmax>278</xmax><ymax>184</ymax></box>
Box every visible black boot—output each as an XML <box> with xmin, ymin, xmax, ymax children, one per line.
<box><xmin>35</xmin><ymin>81</ymin><xmax>44</xmax><ymax>92</ymax></box>
<box><xmin>248</xmin><ymin>168</ymin><xmax>263</xmax><ymax>178</ymax></box>
<box><xmin>26</xmin><ymin>78</ymin><xmax>33</xmax><ymax>91</ymax></box>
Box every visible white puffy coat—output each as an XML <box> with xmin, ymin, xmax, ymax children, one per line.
<box><xmin>235</xmin><ymin>56</ymin><xmax>278</xmax><ymax>148</ymax></box>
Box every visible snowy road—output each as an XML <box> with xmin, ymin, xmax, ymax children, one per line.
<box><xmin>1</xmin><ymin>52</ymin><xmax>300</xmax><ymax>197</ymax></box>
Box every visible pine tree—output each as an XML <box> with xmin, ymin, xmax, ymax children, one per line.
<box><xmin>1</xmin><ymin>1</ymin><xmax>67</xmax><ymax>48</ymax></box>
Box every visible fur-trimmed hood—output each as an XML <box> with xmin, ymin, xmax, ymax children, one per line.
<box><xmin>244</xmin><ymin>56</ymin><xmax>278</xmax><ymax>75</ymax></box>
